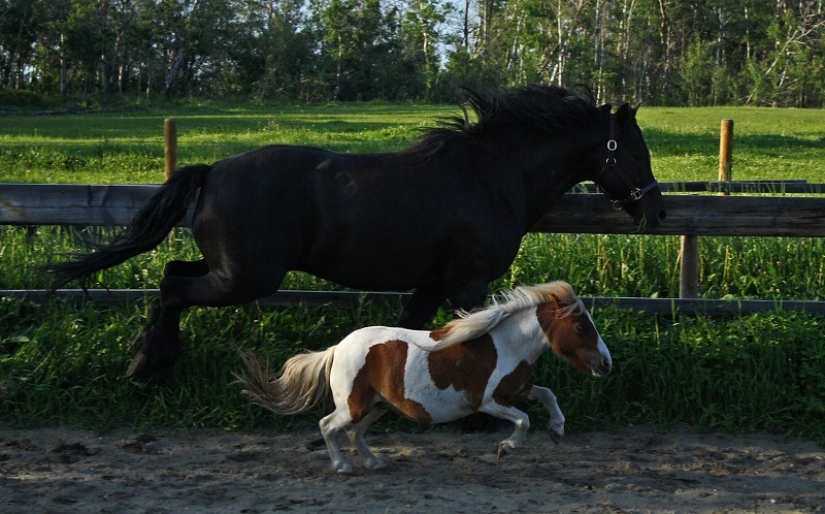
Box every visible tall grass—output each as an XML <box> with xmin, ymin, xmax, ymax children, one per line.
<box><xmin>3</xmin><ymin>297</ymin><xmax>823</xmax><ymax>440</ymax></box>
<box><xmin>1</xmin><ymin>101</ymin><xmax>824</xmax><ymax>439</ymax></box>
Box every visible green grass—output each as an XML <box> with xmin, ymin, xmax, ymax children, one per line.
<box><xmin>1</xmin><ymin>101</ymin><xmax>824</xmax><ymax>440</ymax></box>
<box><xmin>3</xmin><ymin>297</ymin><xmax>823</xmax><ymax>440</ymax></box>
<box><xmin>2</xmin><ymin>102</ymin><xmax>823</xmax><ymax>183</ymax></box>
<box><xmin>0</xmin><ymin>101</ymin><xmax>453</xmax><ymax>183</ymax></box>
<box><xmin>637</xmin><ymin>106</ymin><xmax>825</xmax><ymax>182</ymax></box>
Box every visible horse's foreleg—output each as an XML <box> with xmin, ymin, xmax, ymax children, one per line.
<box><xmin>319</xmin><ymin>410</ymin><xmax>355</xmax><ymax>474</ymax></box>
<box><xmin>449</xmin><ymin>279</ymin><xmax>490</xmax><ymax>313</ymax></box>
<box><xmin>476</xmin><ymin>404</ymin><xmax>531</xmax><ymax>459</ymax></box>
<box><xmin>346</xmin><ymin>407</ymin><xmax>388</xmax><ymax>470</ymax></box>
<box><xmin>526</xmin><ymin>385</ymin><xmax>565</xmax><ymax>444</ymax></box>
<box><xmin>399</xmin><ymin>287</ymin><xmax>446</xmax><ymax>329</ymax></box>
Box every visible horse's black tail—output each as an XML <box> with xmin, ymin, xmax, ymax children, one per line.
<box><xmin>46</xmin><ymin>164</ymin><xmax>212</xmax><ymax>290</ymax></box>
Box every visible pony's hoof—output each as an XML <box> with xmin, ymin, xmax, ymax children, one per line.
<box><xmin>496</xmin><ymin>442</ymin><xmax>513</xmax><ymax>460</ymax></box>
<box><xmin>549</xmin><ymin>429</ymin><xmax>563</xmax><ymax>445</ymax></box>
<box><xmin>365</xmin><ymin>458</ymin><xmax>387</xmax><ymax>471</ymax></box>
<box><xmin>334</xmin><ymin>462</ymin><xmax>353</xmax><ymax>474</ymax></box>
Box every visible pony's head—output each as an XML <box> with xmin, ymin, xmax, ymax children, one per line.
<box><xmin>593</xmin><ymin>103</ymin><xmax>666</xmax><ymax>230</ymax></box>
<box><xmin>533</xmin><ymin>282</ymin><xmax>612</xmax><ymax>377</ymax></box>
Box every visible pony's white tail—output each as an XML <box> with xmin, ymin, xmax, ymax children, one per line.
<box><xmin>235</xmin><ymin>348</ymin><xmax>335</xmax><ymax>415</ymax></box>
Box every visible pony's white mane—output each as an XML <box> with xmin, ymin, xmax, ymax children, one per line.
<box><xmin>428</xmin><ymin>281</ymin><xmax>583</xmax><ymax>351</ymax></box>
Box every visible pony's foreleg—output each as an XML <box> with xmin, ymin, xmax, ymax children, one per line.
<box><xmin>346</xmin><ymin>408</ymin><xmax>388</xmax><ymax>470</ymax></box>
<box><xmin>319</xmin><ymin>410</ymin><xmax>355</xmax><ymax>474</ymax></box>
<box><xmin>476</xmin><ymin>404</ymin><xmax>530</xmax><ymax>459</ymax></box>
<box><xmin>526</xmin><ymin>385</ymin><xmax>565</xmax><ymax>444</ymax></box>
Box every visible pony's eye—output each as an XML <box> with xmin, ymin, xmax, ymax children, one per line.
<box><xmin>575</xmin><ymin>323</ymin><xmax>587</xmax><ymax>335</ymax></box>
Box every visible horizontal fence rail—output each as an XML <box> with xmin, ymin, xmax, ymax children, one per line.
<box><xmin>2</xmin><ymin>182</ymin><xmax>825</xmax><ymax>316</ymax></box>
<box><xmin>3</xmin><ymin>289</ymin><xmax>825</xmax><ymax>317</ymax></box>
<box><xmin>573</xmin><ymin>180</ymin><xmax>823</xmax><ymax>194</ymax></box>
<box><xmin>3</xmin><ymin>183</ymin><xmax>825</xmax><ymax>237</ymax></box>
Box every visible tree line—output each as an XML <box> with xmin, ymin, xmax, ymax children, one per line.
<box><xmin>1</xmin><ymin>0</ymin><xmax>823</xmax><ymax>107</ymax></box>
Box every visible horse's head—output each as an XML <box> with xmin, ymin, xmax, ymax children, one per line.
<box><xmin>537</xmin><ymin>295</ymin><xmax>612</xmax><ymax>377</ymax></box>
<box><xmin>594</xmin><ymin>103</ymin><xmax>666</xmax><ymax>230</ymax></box>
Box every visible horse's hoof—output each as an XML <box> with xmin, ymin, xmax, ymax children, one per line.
<box><xmin>126</xmin><ymin>352</ymin><xmax>149</xmax><ymax>377</ymax></box>
<box><xmin>549</xmin><ymin>429</ymin><xmax>562</xmax><ymax>445</ymax></box>
<box><xmin>126</xmin><ymin>351</ymin><xmax>177</xmax><ymax>377</ymax></box>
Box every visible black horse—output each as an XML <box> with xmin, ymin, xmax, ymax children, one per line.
<box><xmin>48</xmin><ymin>85</ymin><xmax>666</xmax><ymax>377</ymax></box>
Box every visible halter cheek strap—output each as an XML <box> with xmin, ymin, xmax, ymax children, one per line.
<box><xmin>607</xmin><ymin>113</ymin><xmax>617</xmax><ymax>152</ymax></box>
<box><xmin>597</xmin><ymin>113</ymin><xmax>658</xmax><ymax>210</ymax></box>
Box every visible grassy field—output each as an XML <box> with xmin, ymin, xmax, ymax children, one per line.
<box><xmin>1</xmin><ymin>100</ymin><xmax>824</xmax><ymax>440</ymax></box>
<box><xmin>2</xmin><ymin>101</ymin><xmax>824</xmax><ymax>183</ymax></box>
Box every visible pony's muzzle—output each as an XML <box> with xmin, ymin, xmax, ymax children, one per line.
<box><xmin>588</xmin><ymin>352</ymin><xmax>613</xmax><ymax>377</ymax></box>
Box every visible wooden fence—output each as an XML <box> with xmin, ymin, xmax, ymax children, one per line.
<box><xmin>2</xmin><ymin>116</ymin><xmax>824</xmax><ymax>316</ymax></box>
<box><xmin>2</xmin><ymin>182</ymin><xmax>825</xmax><ymax>316</ymax></box>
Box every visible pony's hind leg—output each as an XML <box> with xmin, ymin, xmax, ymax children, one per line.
<box><xmin>319</xmin><ymin>409</ymin><xmax>356</xmax><ymax>474</ymax></box>
<box><xmin>476</xmin><ymin>403</ymin><xmax>531</xmax><ymax>459</ymax></box>
<box><xmin>346</xmin><ymin>408</ymin><xmax>388</xmax><ymax>470</ymax></box>
<box><xmin>525</xmin><ymin>385</ymin><xmax>565</xmax><ymax>444</ymax></box>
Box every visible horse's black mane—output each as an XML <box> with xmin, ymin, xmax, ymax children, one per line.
<box><xmin>404</xmin><ymin>85</ymin><xmax>603</xmax><ymax>160</ymax></box>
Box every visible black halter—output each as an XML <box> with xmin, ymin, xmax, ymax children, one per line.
<box><xmin>597</xmin><ymin>113</ymin><xmax>659</xmax><ymax>210</ymax></box>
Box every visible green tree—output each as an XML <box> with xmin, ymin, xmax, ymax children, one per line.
<box><xmin>0</xmin><ymin>0</ymin><xmax>41</xmax><ymax>90</ymax></box>
<box><xmin>401</xmin><ymin>0</ymin><xmax>453</xmax><ymax>99</ymax></box>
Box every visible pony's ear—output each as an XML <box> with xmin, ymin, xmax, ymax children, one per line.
<box><xmin>615</xmin><ymin>102</ymin><xmax>636</xmax><ymax>126</ymax></box>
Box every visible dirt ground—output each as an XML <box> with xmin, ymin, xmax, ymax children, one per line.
<box><xmin>1</xmin><ymin>424</ymin><xmax>823</xmax><ymax>514</ymax></box>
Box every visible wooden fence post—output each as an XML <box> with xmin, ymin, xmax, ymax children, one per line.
<box><xmin>679</xmin><ymin>235</ymin><xmax>699</xmax><ymax>298</ymax></box>
<box><xmin>679</xmin><ymin>119</ymin><xmax>733</xmax><ymax>299</ymax></box>
<box><xmin>719</xmin><ymin>120</ymin><xmax>734</xmax><ymax>186</ymax></box>
<box><xmin>164</xmin><ymin>118</ymin><xmax>177</xmax><ymax>180</ymax></box>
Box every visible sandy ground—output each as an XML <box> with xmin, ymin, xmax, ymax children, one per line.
<box><xmin>1</xmin><ymin>424</ymin><xmax>823</xmax><ymax>514</ymax></box>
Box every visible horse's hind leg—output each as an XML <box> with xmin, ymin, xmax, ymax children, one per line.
<box><xmin>127</xmin><ymin>259</ymin><xmax>207</xmax><ymax>377</ymax></box>
<box><xmin>319</xmin><ymin>409</ymin><xmax>356</xmax><ymax>474</ymax></box>
<box><xmin>127</xmin><ymin>259</ymin><xmax>284</xmax><ymax>377</ymax></box>
<box><xmin>346</xmin><ymin>408</ymin><xmax>387</xmax><ymax>470</ymax></box>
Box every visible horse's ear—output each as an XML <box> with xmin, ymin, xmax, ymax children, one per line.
<box><xmin>615</xmin><ymin>103</ymin><xmax>635</xmax><ymax>126</ymax></box>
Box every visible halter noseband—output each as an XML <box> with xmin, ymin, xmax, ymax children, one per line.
<box><xmin>597</xmin><ymin>113</ymin><xmax>659</xmax><ymax>210</ymax></box>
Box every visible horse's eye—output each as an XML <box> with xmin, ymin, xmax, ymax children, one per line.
<box><xmin>575</xmin><ymin>323</ymin><xmax>587</xmax><ymax>335</ymax></box>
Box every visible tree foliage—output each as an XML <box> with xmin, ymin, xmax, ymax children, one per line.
<box><xmin>0</xmin><ymin>0</ymin><xmax>822</xmax><ymax>105</ymax></box>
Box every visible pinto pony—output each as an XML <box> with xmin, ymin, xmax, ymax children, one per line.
<box><xmin>237</xmin><ymin>281</ymin><xmax>611</xmax><ymax>474</ymax></box>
